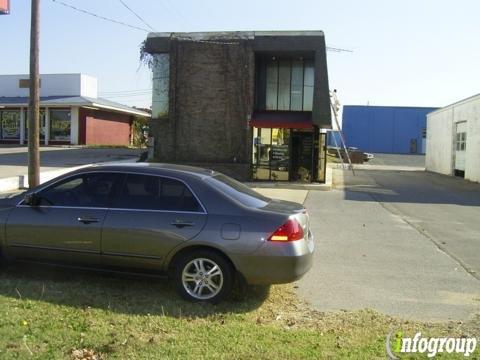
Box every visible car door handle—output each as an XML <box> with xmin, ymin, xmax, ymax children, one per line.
<box><xmin>171</xmin><ymin>220</ymin><xmax>195</xmax><ymax>228</ymax></box>
<box><xmin>77</xmin><ymin>217</ymin><xmax>100</xmax><ymax>224</ymax></box>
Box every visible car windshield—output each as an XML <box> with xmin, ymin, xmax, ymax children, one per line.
<box><xmin>206</xmin><ymin>174</ymin><xmax>270</xmax><ymax>208</ymax></box>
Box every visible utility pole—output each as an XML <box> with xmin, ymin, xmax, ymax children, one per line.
<box><xmin>28</xmin><ymin>0</ymin><xmax>40</xmax><ymax>188</ymax></box>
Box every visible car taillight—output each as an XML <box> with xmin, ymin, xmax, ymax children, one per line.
<box><xmin>268</xmin><ymin>218</ymin><xmax>304</xmax><ymax>242</ymax></box>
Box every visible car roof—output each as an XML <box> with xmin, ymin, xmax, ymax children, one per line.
<box><xmin>79</xmin><ymin>162</ymin><xmax>218</xmax><ymax>179</ymax></box>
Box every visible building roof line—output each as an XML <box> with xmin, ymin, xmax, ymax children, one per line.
<box><xmin>0</xmin><ymin>96</ymin><xmax>150</xmax><ymax>117</ymax></box>
<box><xmin>427</xmin><ymin>93</ymin><xmax>480</xmax><ymax>116</ymax></box>
<box><xmin>147</xmin><ymin>30</ymin><xmax>325</xmax><ymax>40</ymax></box>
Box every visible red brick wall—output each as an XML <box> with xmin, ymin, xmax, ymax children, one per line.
<box><xmin>79</xmin><ymin>109</ymin><xmax>132</xmax><ymax>145</ymax></box>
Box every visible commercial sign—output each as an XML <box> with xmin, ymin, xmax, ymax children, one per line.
<box><xmin>0</xmin><ymin>0</ymin><xmax>10</xmax><ymax>15</ymax></box>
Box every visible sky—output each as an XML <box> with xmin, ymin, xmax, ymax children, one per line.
<box><xmin>1</xmin><ymin>0</ymin><xmax>479</xmax><ymax>109</ymax></box>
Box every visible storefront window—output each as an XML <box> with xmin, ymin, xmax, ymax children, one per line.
<box><xmin>25</xmin><ymin>109</ymin><xmax>46</xmax><ymax>140</ymax></box>
<box><xmin>252</xmin><ymin>128</ymin><xmax>290</xmax><ymax>181</ymax></box>
<box><xmin>0</xmin><ymin>110</ymin><xmax>21</xmax><ymax>139</ymax></box>
<box><xmin>50</xmin><ymin>109</ymin><xmax>71</xmax><ymax>141</ymax></box>
<box><xmin>270</xmin><ymin>129</ymin><xmax>290</xmax><ymax>180</ymax></box>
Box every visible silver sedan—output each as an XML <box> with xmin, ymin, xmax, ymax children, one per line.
<box><xmin>0</xmin><ymin>163</ymin><xmax>314</xmax><ymax>303</ymax></box>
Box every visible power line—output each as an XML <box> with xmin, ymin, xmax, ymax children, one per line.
<box><xmin>52</xmin><ymin>0</ymin><xmax>352</xmax><ymax>53</ymax></box>
<box><xmin>118</xmin><ymin>0</ymin><xmax>155</xmax><ymax>32</ymax></box>
<box><xmin>51</xmin><ymin>1</ymin><xmax>352</xmax><ymax>52</ymax></box>
<box><xmin>51</xmin><ymin>0</ymin><xmax>149</xmax><ymax>32</ymax></box>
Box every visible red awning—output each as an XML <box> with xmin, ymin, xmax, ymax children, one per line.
<box><xmin>250</xmin><ymin>111</ymin><xmax>313</xmax><ymax>129</ymax></box>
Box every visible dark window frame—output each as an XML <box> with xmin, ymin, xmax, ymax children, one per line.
<box><xmin>256</xmin><ymin>57</ymin><xmax>315</xmax><ymax>112</ymax></box>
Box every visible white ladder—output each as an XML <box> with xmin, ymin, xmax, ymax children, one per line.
<box><xmin>330</xmin><ymin>90</ymin><xmax>355</xmax><ymax>175</ymax></box>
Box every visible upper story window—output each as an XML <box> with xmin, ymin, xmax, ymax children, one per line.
<box><xmin>256</xmin><ymin>58</ymin><xmax>314</xmax><ymax>112</ymax></box>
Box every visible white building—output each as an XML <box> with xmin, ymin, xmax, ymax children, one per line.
<box><xmin>0</xmin><ymin>74</ymin><xmax>149</xmax><ymax>145</ymax></box>
<box><xmin>426</xmin><ymin>93</ymin><xmax>480</xmax><ymax>183</ymax></box>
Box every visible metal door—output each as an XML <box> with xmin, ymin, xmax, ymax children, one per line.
<box><xmin>454</xmin><ymin>122</ymin><xmax>467</xmax><ymax>173</ymax></box>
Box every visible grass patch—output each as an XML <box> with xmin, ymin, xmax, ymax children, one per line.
<box><xmin>0</xmin><ymin>265</ymin><xmax>478</xmax><ymax>359</ymax></box>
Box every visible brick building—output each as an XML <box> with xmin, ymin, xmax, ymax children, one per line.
<box><xmin>144</xmin><ymin>31</ymin><xmax>331</xmax><ymax>182</ymax></box>
<box><xmin>0</xmin><ymin>74</ymin><xmax>150</xmax><ymax>146</ymax></box>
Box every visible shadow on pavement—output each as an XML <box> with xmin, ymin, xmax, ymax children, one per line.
<box><xmin>339</xmin><ymin>169</ymin><xmax>480</xmax><ymax>207</ymax></box>
<box><xmin>0</xmin><ymin>147</ymin><xmax>141</xmax><ymax>169</ymax></box>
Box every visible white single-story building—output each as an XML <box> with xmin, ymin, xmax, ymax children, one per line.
<box><xmin>0</xmin><ymin>74</ymin><xmax>150</xmax><ymax>146</ymax></box>
<box><xmin>426</xmin><ymin>93</ymin><xmax>480</xmax><ymax>183</ymax></box>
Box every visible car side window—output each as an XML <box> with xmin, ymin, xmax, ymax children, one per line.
<box><xmin>114</xmin><ymin>174</ymin><xmax>202</xmax><ymax>212</ymax></box>
<box><xmin>38</xmin><ymin>172</ymin><xmax>120</xmax><ymax>208</ymax></box>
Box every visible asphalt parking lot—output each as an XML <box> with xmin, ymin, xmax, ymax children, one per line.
<box><xmin>294</xmin><ymin>169</ymin><xmax>480</xmax><ymax>321</ymax></box>
<box><xmin>367</xmin><ymin>153</ymin><xmax>425</xmax><ymax>168</ymax></box>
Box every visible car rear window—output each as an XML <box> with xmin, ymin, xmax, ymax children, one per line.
<box><xmin>206</xmin><ymin>174</ymin><xmax>270</xmax><ymax>208</ymax></box>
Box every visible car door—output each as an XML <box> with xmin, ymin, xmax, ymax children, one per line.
<box><xmin>101</xmin><ymin>173</ymin><xmax>207</xmax><ymax>271</ymax></box>
<box><xmin>5</xmin><ymin>172</ymin><xmax>122</xmax><ymax>265</ymax></box>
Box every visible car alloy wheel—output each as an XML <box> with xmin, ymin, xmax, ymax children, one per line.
<box><xmin>182</xmin><ymin>258</ymin><xmax>223</xmax><ymax>300</ymax></box>
<box><xmin>174</xmin><ymin>250</ymin><xmax>234</xmax><ymax>303</ymax></box>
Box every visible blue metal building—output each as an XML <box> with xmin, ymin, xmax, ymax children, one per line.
<box><xmin>329</xmin><ymin>105</ymin><xmax>438</xmax><ymax>154</ymax></box>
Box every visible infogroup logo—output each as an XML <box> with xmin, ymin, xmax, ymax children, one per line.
<box><xmin>386</xmin><ymin>330</ymin><xmax>477</xmax><ymax>359</ymax></box>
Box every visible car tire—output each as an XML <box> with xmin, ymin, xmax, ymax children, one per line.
<box><xmin>174</xmin><ymin>250</ymin><xmax>234</xmax><ymax>304</ymax></box>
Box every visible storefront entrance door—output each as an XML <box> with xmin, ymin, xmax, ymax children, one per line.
<box><xmin>291</xmin><ymin>131</ymin><xmax>313</xmax><ymax>182</ymax></box>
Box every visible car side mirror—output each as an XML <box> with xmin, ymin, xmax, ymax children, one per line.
<box><xmin>24</xmin><ymin>193</ymin><xmax>41</xmax><ymax>206</ymax></box>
